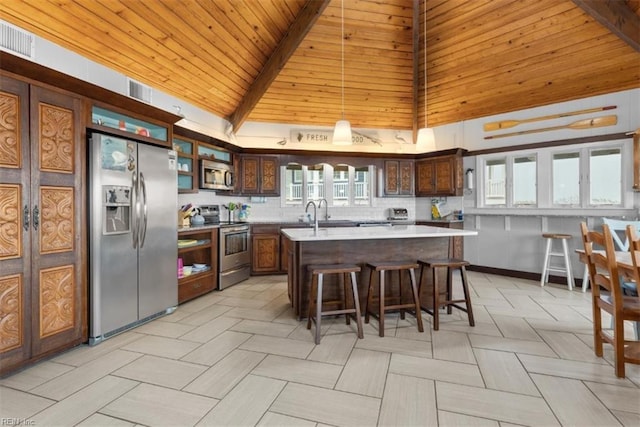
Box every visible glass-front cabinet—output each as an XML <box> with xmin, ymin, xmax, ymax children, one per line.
<box><xmin>173</xmin><ymin>136</ymin><xmax>197</xmax><ymax>193</ymax></box>
<box><xmin>91</xmin><ymin>105</ymin><xmax>170</xmax><ymax>146</ymax></box>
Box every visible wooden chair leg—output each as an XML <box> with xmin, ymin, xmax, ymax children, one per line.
<box><xmin>365</xmin><ymin>268</ymin><xmax>374</xmax><ymax>324</ymax></box>
<box><xmin>613</xmin><ymin>315</ymin><xmax>625</xmax><ymax>378</ymax></box>
<box><xmin>408</xmin><ymin>268</ymin><xmax>424</xmax><ymax>332</ymax></box>
<box><xmin>446</xmin><ymin>266</ymin><xmax>453</xmax><ymax>314</ymax></box>
<box><xmin>314</xmin><ymin>273</ymin><xmax>324</xmax><ymax>345</ymax></box>
<box><xmin>307</xmin><ymin>273</ymin><xmax>316</xmax><ymax>330</ymax></box>
<box><xmin>460</xmin><ymin>266</ymin><xmax>475</xmax><ymax>326</ymax></box>
<box><xmin>398</xmin><ymin>270</ymin><xmax>406</xmax><ymax>320</ymax></box>
<box><xmin>378</xmin><ymin>270</ymin><xmax>386</xmax><ymax>337</ymax></box>
<box><xmin>432</xmin><ymin>266</ymin><xmax>440</xmax><ymax>331</ymax></box>
<box><xmin>350</xmin><ymin>271</ymin><xmax>364</xmax><ymax>339</ymax></box>
<box><xmin>341</xmin><ymin>273</ymin><xmax>351</xmax><ymax>325</ymax></box>
<box><xmin>593</xmin><ymin>301</ymin><xmax>604</xmax><ymax>357</ymax></box>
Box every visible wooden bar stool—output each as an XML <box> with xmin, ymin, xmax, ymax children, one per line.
<box><xmin>540</xmin><ymin>233</ymin><xmax>574</xmax><ymax>290</ymax></box>
<box><xmin>364</xmin><ymin>261</ymin><xmax>424</xmax><ymax>337</ymax></box>
<box><xmin>417</xmin><ymin>258</ymin><xmax>475</xmax><ymax>331</ymax></box>
<box><xmin>306</xmin><ymin>264</ymin><xmax>363</xmax><ymax>345</ymax></box>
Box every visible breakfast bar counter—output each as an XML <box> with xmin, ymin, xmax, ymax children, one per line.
<box><xmin>281</xmin><ymin>225</ymin><xmax>478</xmax><ymax>319</ymax></box>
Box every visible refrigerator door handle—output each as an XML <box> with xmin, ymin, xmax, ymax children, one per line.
<box><xmin>139</xmin><ymin>172</ymin><xmax>148</xmax><ymax>247</ymax></box>
<box><xmin>132</xmin><ymin>172</ymin><xmax>139</xmax><ymax>249</ymax></box>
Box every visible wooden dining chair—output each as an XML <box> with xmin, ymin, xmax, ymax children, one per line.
<box><xmin>580</xmin><ymin>222</ymin><xmax>640</xmax><ymax>378</ymax></box>
<box><xmin>623</xmin><ymin>225</ymin><xmax>640</xmax><ymax>340</ymax></box>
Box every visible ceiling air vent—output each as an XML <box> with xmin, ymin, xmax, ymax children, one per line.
<box><xmin>128</xmin><ymin>78</ymin><xmax>152</xmax><ymax>104</ymax></box>
<box><xmin>0</xmin><ymin>21</ymin><xmax>34</xmax><ymax>59</ymax></box>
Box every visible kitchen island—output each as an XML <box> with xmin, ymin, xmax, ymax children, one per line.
<box><xmin>281</xmin><ymin>225</ymin><xmax>478</xmax><ymax>320</ymax></box>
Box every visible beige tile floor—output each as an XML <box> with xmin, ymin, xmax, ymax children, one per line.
<box><xmin>2</xmin><ymin>272</ymin><xmax>640</xmax><ymax>426</ymax></box>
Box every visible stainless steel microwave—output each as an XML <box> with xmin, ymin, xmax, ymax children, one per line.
<box><xmin>200</xmin><ymin>159</ymin><xmax>234</xmax><ymax>191</ymax></box>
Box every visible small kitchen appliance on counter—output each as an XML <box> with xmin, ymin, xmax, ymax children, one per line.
<box><xmin>199</xmin><ymin>204</ymin><xmax>220</xmax><ymax>225</ymax></box>
<box><xmin>388</xmin><ymin>208</ymin><xmax>409</xmax><ymax>221</ymax></box>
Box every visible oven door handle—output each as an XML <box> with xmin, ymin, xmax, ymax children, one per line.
<box><xmin>221</xmin><ymin>226</ymin><xmax>249</xmax><ymax>233</ymax></box>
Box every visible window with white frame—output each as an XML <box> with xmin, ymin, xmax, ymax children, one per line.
<box><xmin>283</xmin><ymin>163</ymin><xmax>373</xmax><ymax>207</ymax></box>
<box><xmin>484</xmin><ymin>158</ymin><xmax>506</xmax><ymax>205</ymax></box>
<box><xmin>552</xmin><ymin>151</ymin><xmax>580</xmax><ymax>205</ymax></box>
<box><xmin>482</xmin><ymin>154</ymin><xmax>537</xmax><ymax>207</ymax></box>
<box><xmin>513</xmin><ymin>155</ymin><xmax>537</xmax><ymax>206</ymax></box>
<box><xmin>589</xmin><ymin>147</ymin><xmax>621</xmax><ymax>206</ymax></box>
<box><xmin>479</xmin><ymin>141</ymin><xmax>626</xmax><ymax>209</ymax></box>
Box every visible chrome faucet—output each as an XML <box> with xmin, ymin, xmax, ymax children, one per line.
<box><xmin>318</xmin><ymin>198</ymin><xmax>330</xmax><ymax>221</ymax></box>
<box><xmin>305</xmin><ymin>201</ymin><xmax>318</xmax><ymax>233</ymax></box>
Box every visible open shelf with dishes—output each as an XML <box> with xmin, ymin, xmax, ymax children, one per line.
<box><xmin>177</xmin><ymin>228</ymin><xmax>218</xmax><ymax>303</ymax></box>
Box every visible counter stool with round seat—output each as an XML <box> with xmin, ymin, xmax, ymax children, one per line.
<box><xmin>540</xmin><ymin>233</ymin><xmax>574</xmax><ymax>291</ymax></box>
<box><xmin>417</xmin><ymin>258</ymin><xmax>475</xmax><ymax>331</ymax></box>
<box><xmin>306</xmin><ymin>264</ymin><xmax>363</xmax><ymax>345</ymax></box>
<box><xmin>364</xmin><ymin>261</ymin><xmax>424</xmax><ymax>337</ymax></box>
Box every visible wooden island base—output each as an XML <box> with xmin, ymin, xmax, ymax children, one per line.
<box><xmin>283</xmin><ymin>227</ymin><xmax>472</xmax><ymax>320</ymax></box>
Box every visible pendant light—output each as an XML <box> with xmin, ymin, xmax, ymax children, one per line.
<box><xmin>333</xmin><ymin>0</ymin><xmax>352</xmax><ymax>145</ymax></box>
<box><xmin>416</xmin><ymin>0</ymin><xmax>435</xmax><ymax>151</ymax></box>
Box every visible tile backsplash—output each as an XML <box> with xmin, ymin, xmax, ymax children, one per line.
<box><xmin>178</xmin><ymin>191</ymin><xmax>463</xmax><ymax>223</ymax></box>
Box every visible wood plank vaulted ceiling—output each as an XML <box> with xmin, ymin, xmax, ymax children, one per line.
<box><xmin>2</xmin><ymin>0</ymin><xmax>638</xmax><ymax>134</ymax></box>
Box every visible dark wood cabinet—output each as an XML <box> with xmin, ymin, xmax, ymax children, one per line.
<box><xmin>415</xmin><ymin>154</ymin><xmax>463</xmax><ymax>197</ymax></box>
<box><xmin>178</xmin><ymin>228</ymin><xmax>218</xmax><ymax>303</ymax></box>
<box><xmin>251</xmin><ymin>225</ymin><xmax>281</xmax><ymax>274</ymax></box>
<box><xmin>173</xmin><ymin>135</ymin><xmax>198</xmax><ymax>193</ymax></box>
<box><xmin>0</xmin><ymin>76</ymin><xmax>86</xmax><ymax>375</ymax></box>
<box><xmin>383</xmin><ymin>160</ymin><xmax>414</xmax><ymax>196</ymax></box>
<box><xmin>251</xmin><ymin>225</ymin><xmax>280</xmax><ymax>274</ymax></box>
<box><xmin>238</xmin><ymin>155</ymin><xmax>280</xmax><ymax>196</ymax></box>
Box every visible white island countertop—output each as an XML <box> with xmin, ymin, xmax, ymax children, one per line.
<box><xmin>281</xmin><ymin>225</ymin><xmax>478</xmax><ymax>242</ymax></box>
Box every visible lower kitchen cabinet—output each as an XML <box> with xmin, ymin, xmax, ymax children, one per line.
<box><xmin>178</xmin><ymin>228</ymin><xmax>218</xmax><ymax>303</ymax></box>
<box><xmin>251</xmin><ymin>225</ymin><xmax>281</xmax><ymax>274</ymax></box>
<box><xmin>251</xmin><ymin>224</ymin><xmax>308</xmax><ymax>275</ymax></box>
<box><xmin>418</xmin><ymin>221</ymin><xmax>464</xmax><ymax>259</ymax></box>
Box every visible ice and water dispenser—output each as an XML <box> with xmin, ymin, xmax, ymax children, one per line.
<box><xmin>103</xmin><ymin>185</ymin><xmax>131</xmax><ymax>234</ymax></box>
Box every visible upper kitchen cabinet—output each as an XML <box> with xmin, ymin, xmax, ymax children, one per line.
<box><xmin>236</xmin><ymin>155</ymin><xmax>280</xmax><ymax>196</ymax></box>
<box><xmin>415</xmin><ymin>151</ymin><xmax>464</xmax><ymax>197</ymax></box>
<box><xmin>90</xmin><ymin>104</ymin><xmax>172</xmax><ymax>148</ymax></box>
<box><xmin>383</xmin><ymin>160</ymin><xmax>414</xmax><ymax>196</ymax></box>
<box><xmin>173</xmin><ymin>135</ymin><xmax>198</xmax><ymax>193</ymax></box>
<box><xmin>0</xmin><ymin>75</ymin><xmax>86</xmax><ymax>375</ymax></box>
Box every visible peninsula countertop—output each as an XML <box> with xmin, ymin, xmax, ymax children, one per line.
<box><xmin>281</xmin><ymin>224</ymin><xmax>477</xmax><ymax>242</ymax></box>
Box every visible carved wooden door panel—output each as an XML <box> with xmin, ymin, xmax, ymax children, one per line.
<box><xmin>241</xmin><ymin>156</ymin><xmax>259</xmax><ymax>193</ymax></box>
<box><xmin>28</xmin><ymin>86</ymin><xmax>85</xmax><ymax>358</ymax></box>
<box><xmin>415</xmin><ymin>160</ymin><xmax>435</xmax><ymax>195</ymax></box>
<box><xmin>434</xmin><ymin>157</ymin><xmax>455</xmax><ymax>194</ymax></box>
<box><xmin>259</xmin><ymin>156</ymin><xmax>279</xmax><ymax>195</ymax></box>
<box><xmin>251</xmin><ymin>234</ymin><xmax>280</xmax><ymax>273</ymax></box>
<box><xmin>0</xmin><ymin>75</ymin><xmax>31</xmax><ymax>371</ymax></box>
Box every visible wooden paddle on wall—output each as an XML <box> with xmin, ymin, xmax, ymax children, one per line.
<box><xmin>483</xmin><ymin>106</ymin><xmax>617</xmax><ymax>132</ymax></box>
<box><xmin>484</xmin><ymin>115</ymin><xmax>618</xmax><ymax>139</ymax></box>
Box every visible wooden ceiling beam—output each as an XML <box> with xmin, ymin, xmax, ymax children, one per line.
<box><xmin>572</xmin><ymin>0</ymin><xmax>640</xmax><ymax>52</ymax></box>
<box><xmin>227</xmin><ymin>0</ymin><xmax>332</xmax><ymax>132</ymax></box>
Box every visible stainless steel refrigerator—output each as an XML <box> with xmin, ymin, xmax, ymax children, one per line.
<box><xmin>89</xmin><ymin>132</ymin><xmax>178</xmax><ymax>344</ymax></box>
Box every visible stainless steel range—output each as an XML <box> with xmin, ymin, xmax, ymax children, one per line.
<box><xmin>219</xmin><ymin>223</ymin><xmax>251</xmax><ymax>289</ymax></box>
